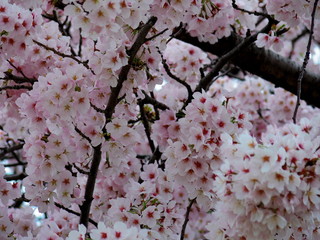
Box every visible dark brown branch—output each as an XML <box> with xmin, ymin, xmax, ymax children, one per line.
<box><xmin>232</xmin><ymin>0</ymin><xmax>273</xmax><ymax>20</ymax></box>
<box><xmin>73</xmin><ymin>163</ymin><xmax>89</xmax><ymax>175</ymax></box>
<box><xmin>174</xmin><ymin>30</ymin><xmax>320</xmax><ymax>108</ymax></box>
<box><xmin>141</xmin><ymin>90</ymin><xmax>170</xmax><ymax>111</ymax></box>
<box><xmin>90</xmin><ymin>102</ymin><xmax>105</xmax><ymax>113</ymax></box>
<box><xmin>3</xmin><ymin>162</ymin><xmax>27</xmax><ymax>167</ymax></box>
<box><xmin>55</xmin><ymin>202</ymin><xmax>97</xmax><ymax>227</ymax></box>
<box><xmin>178</xmin><ymin>25</ymin><xmax>270</xmax><ymax>112</ymax></box>
<box><xmin>74</xmin><ymin>125</ymin><xmax>92</xmax><ymax>144</ymax></box>
<box><xmin>0</xmin><ymin>85</ymin><xmax>32</xmax><ymax>91</ymax></box>
<box><xmin>104</xmin><ymin>16</ymin><xmax>158</xmax><ymax>121</ymax></box>
<box><xmin>1</xmin><ymin>71</ymin><xmax>37</xmax><ymax>84</ymax></box>
<box><xmin>289</xmin><ymin>28</ymin><xmax>309</xmax><ymax>59</ymax></box>
<box><xmin>138</xmin><ymin>102</ymin><xmax>156</xmax><ymax>153</ymax></box>
<box><xmin>33</xmin><ymin>40</ymin><xmax>91</xmax><ymax>71</ymax></box>
<box><xmin>167</xmin><ymin>22</ymin><xmax>186</xmax><ymax>43</ymax></box>
<box><xmin>78</xmin><ymin>28</ymin><xmax>83</xmax><ymax>57</ymax></box>
<box><xmin>159</xmin><ymin>49</ymin><xmax>193</xmax><ymax>102</ymax></box>
<box><xmin>145</xmin><ymin>28</ymin><xmax>168</xmax><ymax>42</ymax></box>
<box><xmin>0</xmin><ymin>144</ymin><xmax>24</xmax><ymax>159</ymax></box>
<box><xmin>196</xmin><ymin>23</ymin><xmax>272</xmax><ymax>93</ymax></box>
<box><xmin>79</xmin><ymin>144</ymin><xmax>101</xmax><ymax>227</ymax></box>
<box><xmin>149</xmin><ymin>146</ymin><xmax>162</xmax><ymax>165</ymax></box>
<box><xmin>79</xmin><ymin>16</ymin><xmax>158</xmax><ymax>229</ymax></box>
<box><xmin>4</xmin><ymin>172</ymin><xmax>27</xmax><ymax>181</ymax></box>
<box><xmin>180</xmin><ymin>198</ymin><xmax>196</xmax><ymax>240</ymax></box>
<box><xmin>292</xmin><ymin>0</ymin><xmax>319</xmax><ymax>123</ymax></box>
<box><xmin>6</xmin><ymin>60</ymin><xmax>29</xmax><ymax>80</ymax></box>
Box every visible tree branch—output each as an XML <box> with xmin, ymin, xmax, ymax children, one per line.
<box><xmin>55</xmin><ymin>202</ymin><xmax>97</xmax><ymax>227</ymax></box>
<box><xmin>79</xmin><ymin>144</ymin><xmax>101</xmax><ymax>227</ymax></box>
<box><xmin>0</xmin><ymin>144</ymin><xmax>24</xmax><ymax>159</ymax></box>
<box><xmin>33</xmin><ymin>40</ymin><xmax>92</xmax><ymax>71</ymax></box>
<box><xmin>145</xmin><ymin>28</ymin><xmax>168</xmax><ymax>42</ymax></box>
<box><xmin>3</xmin><ymin>162</ymin><xmax>27</xmax><ymax>167</ymax></box>
<box><xmin>79</xmin><ymin>17</ymin><xmax>158</xmax><ymax>229</ymax></box>
<box><xmin>292</xmin><ymin>0</ymin><xmax>319</xmax><ymax>123</ymax></box>
<box><xmin>231</xmin><ymin>0</ymin><xmax>273</xmax><ymax>20</ymax></box>
<box><xmin>4</xmin><ymin>172</ymin><xmax>27</xmax><ymax>181</ymax></box>
<box><xmin>195</xmin><ymin>23</ymin><xmax>272</xmax><ymax>93</ymax></box>
<box><xmin>1</xmin><ymin>71</ymin><xmax>37</xmax><ymax>84</ymax></box>
<box><xmin>174</xmin><ymin>31</ymin><xmax>320</xmax><ymax>108</ymax></box>
<box><xmin>104</xmin><ymin>16</ymin><xmax>158</xmax><ymax>121</ymax></box>
<box><xmin>0</xmin><ymin>85</ymin><xmax>32</xmax><ymax>91</ymax></box>
<box><xmin>180</xmin><ymin>197</ymin><xmax>196</xmax><ymax>240</ymax></box>
<box><xmin>140</xmin><ymin>90</ymin><xmax>170</xmax><ymax>111</ymax></box>
<box><xmin>74</xmin><ymin>125</ymin><xmax>92</xmax><ymax>145</ymax></box>
<box><xmin>158</xmin><ymin>48</ymin><xmax>193</xmax><ymax>103</ymax></box>
<box><xmin>138</xmin><ymin>101</ymin><xmax>156</xmax><ymax>153</ymax></box>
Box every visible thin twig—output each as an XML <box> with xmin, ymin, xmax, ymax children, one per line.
<box><xmin>6</xmin><ymin>60</ymin><xmax>28</xmax><ymax>79</ymax></box>
<box><xmin>0</xmin><ymin>144</ymin><xmax>24</xmax><ymax>159</ymax></box>
<box><xmin>289</xmin><ymin>28</ymin><xmax>309</xmax><ymax>59</ymax></box>
<box><xmin>55</xmin><ymin>202</ymin><xmax>97</xmax><ymax>227</ymax></box>
<box><xmin>211</xmin><ymin>67</ymin><xmax>237</xmax><ymax>83</ymax></box>
<box><xmin>33</xmin><ymin>40</ymin><xmax>91</xmax><ymax>71</ymax></box>
<box><xmin>138</xmin><ymin>101</ymin><xmax>156</xmax><ymax>153</ymax></box>
<box><xmin>158</xmin><ymin>48</ymin><xmax>193</xmax><ymax>102</ymax></box>
<box><xmin>149</xmin><ymin>146</ymin><xmax>162</xmax><ymax>165</ymax></box>
<box><xmin>180</xmin><ymin>198</ymin><xmax>196</xmax><ymax>240</ymax></box>
<box><xmin>90</xmin><ymin>102</ymin><xmax>105</xmax><ymax>113</ymax></box>
<box><xmin>0</xmin><ymin>85</ymin><xmax>32</xmax><ymax>91</ymax></box>
<box><xmin>145</xmin><ymin>28</ymin><xmax>168</xmax><ymax>42</ymax></box>
<box><xmin>179</xmin><ymin>21</ymin><xmax>273</xmax><ymax>112</ymax></box>
<box><xmin>79</xmin><ymin>144</ymin><xmax>101</xmax><ymax>227</ymax></box>
<box><xmin>167</xmin><ymin>22</ymin><xmax>186</xmax><ymax>43</ymax></box>
<box><xmin>3</xmin><ymin>162</ymin><xmax>27</xmax><ymax>167</ymax></box>
<box><xmin>73</xmin><ymin>163</ymin><xmax>90</xmax><ymax>175</ymax></box>
<box><xmin>78</xmin><ymin>28</ymin><xmax>83</xmax><ymax>57</ymax></box>
<box><xmin>141</xmin><ymin>90</ymin><xmax>170</xmax><ymax>110</ymax></box>
<box><xmin>196</xmin><ymin>24</ymin><xmax>272</xmax><ymax>92</ymax></box>
<box><xmin>4</xmin><ymin>172</ymin><xmax>27</xmax><ymax>181</ymax></box>
<box><xmin>1</xmin><ymin>71</ymin><xmax>37</xmax><ymax>84</ymax></box>
<box><xmin>74</xmin><ymin>125</ymin><xmax>92</xmax><ymax>144</ymax></box>
<box><xmin>292</xmin><ymin>0</ymin><xmax>319</xmax><ymax>123</ymax></box>
<box><xmin>80</xmin><ymin>17</ymin><xmax>158</xmax><ymax>229</ymax></box>
<box><xmin>232</xmin><ymin>0</ymin><xmax>273</xmax><ymax>20</ymax></box>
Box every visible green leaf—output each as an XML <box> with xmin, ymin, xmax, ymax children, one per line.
<box><xmin>230</xmin><ymin>116</ymin><xmax>238</xmax><ymax>124</ymax></box>
<box><xmin>75</xmin><ymin>86</ymin><xmax>81</xmax><ymax>92</ymax></box>
<box><xmin>176</xmin><ymin>111</ymin><xmax>185</xmax><ymax>118</ymax></box>
<box><xmin>0</xmin><ymin>30</ymin><xmax>8</xmax><ymax>36</ymax></box>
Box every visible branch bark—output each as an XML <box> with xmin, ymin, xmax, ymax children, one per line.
<box><xmin>79</xmin><ymin>144</ymin><xmax>101</xmax><ymax>227</ymax></box>
<box><xmin>180</xmin><ymin>197</ymin><xmax>196</xmax><ymax>240</ymax></box>
<box><xmin>4</xmin><ymin>172</ymin><xmax>27</xmax><ymax>181</ymax></box>
<box><xmin>79</xmin><ymin>16</ymin><xmax>158</xmax><ymax>228</ymax></box>
<box><xmin>175</xmin><ymin>31</ymin><xmax>320</xmax><ymax>108</ymax></box>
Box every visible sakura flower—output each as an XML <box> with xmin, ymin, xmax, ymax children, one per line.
<box><xmin>90</xmin><ymin>222</ymin><xmax>111</xmax><ymax>240</ymax></box>
<box><xmin>140</xmin><ymin>163</ymin><xmax>159</xmax><ymax>182</ymax></box>
<box><xmin>263</xmin><ymin>213</ymin><xmax>287</xmax><ymax>231</ymax></box>
<box><xmin>141</xmin><ymin>206</ymin><xmax>161</xmax><ymax>228</ymax></box>
<box><xmin>255</xmin><ymin>148</ymin><xmax>278</xmax><ymax>173</ymax></box>
<box><xmin>66</xmin><ymin>224</ymin><xmax>86</xmax><ymax>240</ymax></box>
<box><xmin>256</xmin><ymin>33</ymin><xmax>272</xmax><ymax>48</ymax></box>
<box><xmin>303</xmin><ymin>187</ymin><xmax>320</xmax><ymax>208</ymax></box>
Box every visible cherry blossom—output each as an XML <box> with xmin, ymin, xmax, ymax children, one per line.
<box><xmin>1</xmin><ymin>0</ymin><xmax>320</xmax><ymax>239</ymax></box>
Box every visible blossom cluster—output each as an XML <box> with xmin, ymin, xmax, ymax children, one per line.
<box><xmin>0</xmin><ymin>0</ymin><xmax>42</xmax><ymax>60</ymax></box>
<box><xmin>160</xmin><ymin>91</ymin><xmax>252</xmax><ymax>206</ymax></box>
<box><xmin>1</xmin><ymin>0</ymin><xmax>320</xmax><ymax>239</ymax></box>
<box><xmin>205</xmin><ymin>117</ymin><xmax>320</xmax><ymax>239</ymax></box>
<box><xmin>67</xmin><ymin>221</ymin><xmax>149</xmax><ymax>240</ymax></box>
